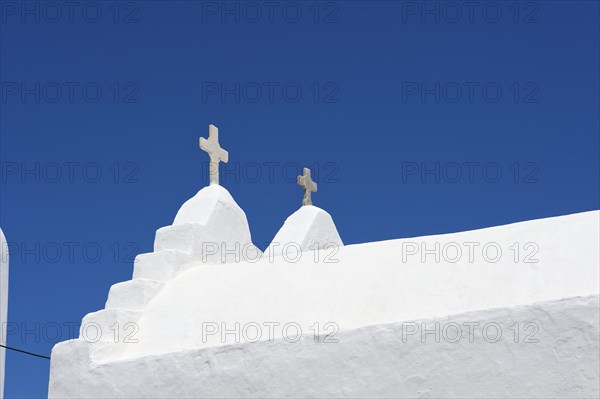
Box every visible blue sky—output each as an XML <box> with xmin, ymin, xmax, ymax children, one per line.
<box><xmin>1</xmin><ymin>1</ymin><xmax>599</xmax><ymax>397</ymax></box>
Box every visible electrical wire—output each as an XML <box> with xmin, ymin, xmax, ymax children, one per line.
<box><xmin>0</xmin><ymin>344</ymin><xmax>50</xmax><ymax>360</ymax></box>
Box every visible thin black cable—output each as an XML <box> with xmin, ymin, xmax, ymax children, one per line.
<box><xmin>0</xmin><ymin>344</ymin><xmax>50</xmax><ymax>360</ymax></box>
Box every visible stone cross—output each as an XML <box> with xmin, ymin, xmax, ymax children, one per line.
<box><xmin>199</xmin><ymin>124</ymin><xmax>229</xmax><ymax>185</ymax></box>
<box><xmin>297</xmin><ymin>167</ymin><xmax>317</xmax><ymax>206</ymax></box>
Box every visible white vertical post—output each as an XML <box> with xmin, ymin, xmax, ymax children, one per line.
<box><xmin>0</xmin><ymin>228</ymin><xmax>8</xmax><ymax>399</ymax></box>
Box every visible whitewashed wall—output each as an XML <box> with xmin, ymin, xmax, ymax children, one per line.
<box><xmin>49</xmin><ymin>296</ymin><xmax>599</xmax><ymax>398</ymax></box>
<box><xmin>48</xmin><ymin>208</ymin><xmax>600</xmax><ymax>397</ymax></box>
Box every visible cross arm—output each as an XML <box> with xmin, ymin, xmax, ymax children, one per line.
<box><xmin>219</xmin><ymin>148</ymin><xmax>229</xmax><ymax>163</ymax></box>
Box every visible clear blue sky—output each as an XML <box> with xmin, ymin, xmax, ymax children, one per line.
<box><xmin>1</xmin><ymin>1</ymin><xmax>599</xmax><ymax>397</ymax></box>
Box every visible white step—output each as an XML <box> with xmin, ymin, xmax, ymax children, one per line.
<box><xmin>132</xmin><ymin>250</ymin><xmax>191</xmax><ymax>281</ymax></box>
<box><xmin>105</xmin><ymin>279</ymin><xmax>164</xmax><ymax>310</ymax></box>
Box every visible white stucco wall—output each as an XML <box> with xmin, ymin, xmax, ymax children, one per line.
<box><xmin>48</xmin><ymin>200</ymin><xmax>600</xmax><ymax>397</ymax></box>
<box><xmin>131</xmin><ymin>210</ymin><xmax>598</xmax><ymax>359</ymax></box>
<box><xmin>49</xmin><ymin>296</ymin><xmax>599</xmax><ymax>398</ymax></box>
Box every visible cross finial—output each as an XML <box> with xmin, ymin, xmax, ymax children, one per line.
<box><xmin>297</xmin><ymin>167</ymin><xmax>317</xmax><ymax>206</ymax></box>
<box><xmin>199</xmin><ymin>124</ymin><xmax>229</xmax><ymax>185</ymax></box>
